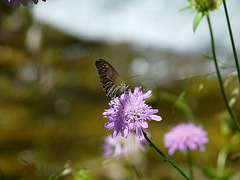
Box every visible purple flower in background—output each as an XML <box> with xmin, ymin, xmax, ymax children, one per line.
<box><xmin>103</xmin><ymin>86</ymin><xmax>162</xmax><ymax>140</ymax></box>
<box><xmin>164</xmin><ymin>122</ymin><xmax>209</xmax><ymax>155</ymax></box>
<box><xmin>103</xmin><ymin>133</ymin><xmax>149</xmax><ymax>158</ymax></box>
<box><xmin>7</xmin><ymin>0</ymin><xmax>46</xmax><ymax>7</ymax></box>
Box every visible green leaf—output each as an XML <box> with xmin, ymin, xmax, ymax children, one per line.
<box><xmin>173</xmin><ymin>91</ymin><xmax>186</xmax><ymax>110</ymax></box>
<box><xmin>72</xmin><ymin>170</ymin><xmax>91</xmax><ymax>180</ymax></box>
<box><xmin>193</xmin><ymin>12</ymin><xmax>204</xmax><ymax>32</ymax></box>
<box><xmin>48</xmin><ymin>163</ymin><xmax>72</xmax><ymax>180</ymax></box>
<box><xmin>202</xmin><ymin>54</ymin><xmax>214</xmax><ymax>60</ymax></box>
<box><xmin>198</xmin><ymin>76</ymin><xmax>210</xmax><ymax>92</ymax></box>
<box><xmin>229</xmin><ymin>96</ymin><xmax>237</xmax><ymax>107</ymax></box>
<box><xmin>201</xmin><ymin>167</ymin><xmax>233</xmax><ymax>180</ymax></box>
<box><xmin>220</xmin><ymin>119</ymin><xmax>231</xmax><ymax>136</ymax></box>
<box><xmin>179</xmin><ymin>5</ymin><xmax>195</xmax><ymax>12</ymax></box>
<box><xmin>180</xmin><ymin>72</ymin><xmax>214</xmax><ymax>81</ymax></box>
<box><xmin>224</xmin><ymin>71</ymin><xmax>238</xmax><ymax>87</ymax></box>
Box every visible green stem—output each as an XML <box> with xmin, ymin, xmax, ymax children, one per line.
<box><xmin>186</xmin><ymin>149</ymin><xmax>194</xmax><ymax>180</ymax></box>
<box><xmin>206</xmin><ymin>14</ymin><xmax>240</xmax><ymax>132</ymax></box>
<box><xmin>142</xmin><ymin>130</ymin><xmax>190</xmax><ymax>180</ymax></box>
<box><xmin>128</xmin><ymin>164</ymin><xmax>134</xmax><ymax>180</ymax></box>
<box><xmin>126</xmin><ymin>156</ymin><xmax>142</xmax><ymax>179</ymax></box>
<box><xmin>222</xmin><ymin>0</ymin><xmax>240</xmax><ymax>84</ymax></box>
<box><xmin>157</xmin><ymin>91</ymin><xmax>196</xmax><ymax>122</ymax></box>
<box><xmin>131</xmin><ymin>164</ymin><xmax>142</xmax><ymax>180</ymax></box>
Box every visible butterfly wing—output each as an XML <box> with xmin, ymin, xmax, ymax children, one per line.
<box><xmin>95</xmin><ymin>59</ymin><xmax>127</xmax><ymax>99</ymax></box>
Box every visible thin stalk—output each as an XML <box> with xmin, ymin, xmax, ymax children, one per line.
<box><xmin>186</xmin><ymin>149</ymin><xmax>194</xmax><ymax>180</ymax></box>
<box><xmin>132</xmin><ymin>164</ymin><xmax>142</xmax><ymax>180</ymax></box>
<box><xmin>142</xmin><ymin>130</ymin><xmax>190</xmax><ymax>180</ymax></box>
<box><xmin>222</xmin><ymin>0</ymin><xmax>240</xmax><ymax>83</ymax></box>
<box><xmin>157</xmin><ymin>91</ymin><xmax>196</xmax><ymax>122</ymax></box>
<box><xmin>216</xmin><ymin>132</ymin><xmax>240</xmax><ymax>174</ymax></box>
<box><xmin>126</xmin><ymin>155</ymin><xmax>142</xmax><ymax>179</ymax></box>
<box><xmin>206</xmin><ymin>14</ymin><xmax>240</xmax><ymax>132</ymax></box>
<box><xmin>128</xmin><ymin>164</ymin><xmax>134</xmax><ymax>180</ymax></box>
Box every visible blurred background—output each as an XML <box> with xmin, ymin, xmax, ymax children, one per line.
<box><xmin>0</xmin><ymin>0</ymin><xmax>239</xmax><ymax>179</ymax></box>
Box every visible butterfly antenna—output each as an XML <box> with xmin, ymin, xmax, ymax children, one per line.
<box><xmin>125</xmin><ymin>75</ymin><xmax>139</xmax><ymax>92</ymax></box>
<box><xmin>126</xmin><ymin>75</ymin><xmax>141</xmax><ymax>80</ymax></box>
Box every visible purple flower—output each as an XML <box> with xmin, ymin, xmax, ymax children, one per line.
<box><xmin>103</xmin><ymin>86</ymin><xmax>162</xmax><ymax>140</ymax></box>
<box><xmin>7</xmin><ymin>0</ymin><xmax>46</xmax><ymax>7</ymax></box>
<box><xmin>164</xmin><ymin>122</ymin><xmax>209</xmax><ymax>155</ymax></box>
<box><xmin>103</xmin><ymin>133</ymin><xmax>149</xmax><ymax>158</ymax></box>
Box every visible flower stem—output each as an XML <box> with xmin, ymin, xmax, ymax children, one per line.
<box><xmin>128</xmin><ymin>164</ymin><xmax>134</xmax><ymax>180</ymax></box>
<box><xmin>142</xmin><ymin>130</ymin><xmax>190</xmax><ymax>180</ymax></box>
<box><xmin>222</xmin><ymin>0</ymin><xmax>240</xmax><ymax>84</ymax></box>
<box><xmin>127</xmin><ymin>163</ymin><xmax>142</xmax><ymax>180</ymax></box>
<box><xmin>206</xmin><ymin>14</ymin><xmax>240</xmax><ymax>132</ymax></box>
<box><xmin>186</xmin><ymin>149</ymin><xmax>194</xmax><ymax>180</ymax></box>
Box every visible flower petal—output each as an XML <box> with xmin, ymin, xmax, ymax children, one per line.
<box><xmin>163</xmin><ymin>122</ymin><xmax>208</xmax><ymax>155</ymax></box>
<box><xmin>102</xmin><ymin>86</ymin><xmax>162</xmax><ymax>140</ymax></box>
<box><xmin>140</xmin><ymin>121</ymin><xmax>148</xmax><ymax>128</ymax></box>
<box><xmin>136</xmin><ymin>126</ymin><xmax>144</xmax><ymax>140</ymax></box>
<box><xmin>143</xmin><ymin>90</ymin><xmax>152</xmax><ymax>99</ymax></box>
<box><xmin>150</xmin><ymin>115</ymin><xmax>162</xmax><ymax>121</ymax></box>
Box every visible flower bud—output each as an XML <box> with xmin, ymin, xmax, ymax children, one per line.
<box><xmin>194</xmin><ymin>0</ymin><xmax>221</xmax><ymax>12</ymax></box>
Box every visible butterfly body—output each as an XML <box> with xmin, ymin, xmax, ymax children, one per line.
<box><xmin>95</xmin><ymin>59</ymin><xmax>127</xmax><ymax>99</ymax></box>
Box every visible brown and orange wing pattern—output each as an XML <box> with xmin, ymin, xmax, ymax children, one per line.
<box><xmin>95</xmin><ymin>59</ymin><xmax>126</xmax><ymax>99</ymax></box>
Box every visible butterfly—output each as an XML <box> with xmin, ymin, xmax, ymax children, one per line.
<box><xmin>95</xmin><ymin>59</ymin><xmax>127</xmax><ymax>99</ymax></box>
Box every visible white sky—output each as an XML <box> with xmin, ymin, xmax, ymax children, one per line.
<box><xmin>32</xmin><ymin>0</ymin><xmax>240</xmax><ymax>53</ymax></box>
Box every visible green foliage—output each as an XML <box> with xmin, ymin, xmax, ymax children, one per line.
<box><xmin>195</xmin><ymin>0</ymin><xmax>221</xmax><ymax>12</ymax></box>
<box><xmin>72</xmin><ymin>170</ymin><xmax>91</xmax><ymax>180</ymax></box>
<box><xmin>201</xmin><ymin>167</ymin><xmax>233</xmax><ymax>180</ymax></box>
<box><xmin>199</xmin><ymin>132</ymin><xmax>240</xmax><ymax>179</ymax></box>
<box><xmin>193</xmin><ymin>12</ymin><xmax>204</xmax><ymax>32</ymax></box>
<box><xmin>201</xmin><ymin>54</ymin><xmax>214</xmax><ymax>60</ymax></box>
<box><xmin>157</xmin><ymin>91</ymin><xmax>196</xmax><ymax>122</ymax></box>
<box><xmin>179</xmin><ymin>4</ymin><xmax>195</xmax><ymax>12</ymax></box>
<box><xmin>182</xmin><ymin>0</ymin><xmax>222</xmax><ymax>31</ymax></box>
<box><xmin>48</xmin><ymin>164</ymin><xmax>91</xmax><ymax>180</ymax></box>
<box><xmin>198</xmin><ymin>74</ymin><xmax>211</xmax><ymax>92</ymax></box>
<box><xmin>48</xmin><ymin>164</ymin><xmax>72</xmax><ymax>180</ymax></box>
<box><xmin>224</xmin><ymin>71</ymin><xmax>239</xmax><ymax>108</ymax></box>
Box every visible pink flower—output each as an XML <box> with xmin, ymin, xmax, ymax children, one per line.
<box><xmin>103</xmin><ymin>86</ymin><xmax>162</xmax><ymax>140</ymax></box>
<box><xmin>103</xmin><ymin>133</ymin><xmax>149</xmax><ymax>158</ymax></box>
<box><xmin>164</xmin><ymin>122</ymin><xmax>208</xmax><ymax>155</ymax></box>
<box><xmin>7</xmin><ymin>0</ymin><xmax>46</xmax><ymax>8</ymax></box>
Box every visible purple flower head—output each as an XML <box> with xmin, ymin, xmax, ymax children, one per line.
<box><xmin>7</xmin><ymin>0</ymin><xmax>46</xmax><ymax>7</ymax></box>
<box><xmin>103</xmin><ymin>133</ymin><xmax>149</xmax><ymax>158</ymax></box>
<box><xmin>164</xmin><ymin>122</ymin><xmax>209</xmax><ymax>155</ymax></box>
<box><xmin>103</xmin><ymin>86</ymin><xmax>162</xmax><ymax>140</ymax></box>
